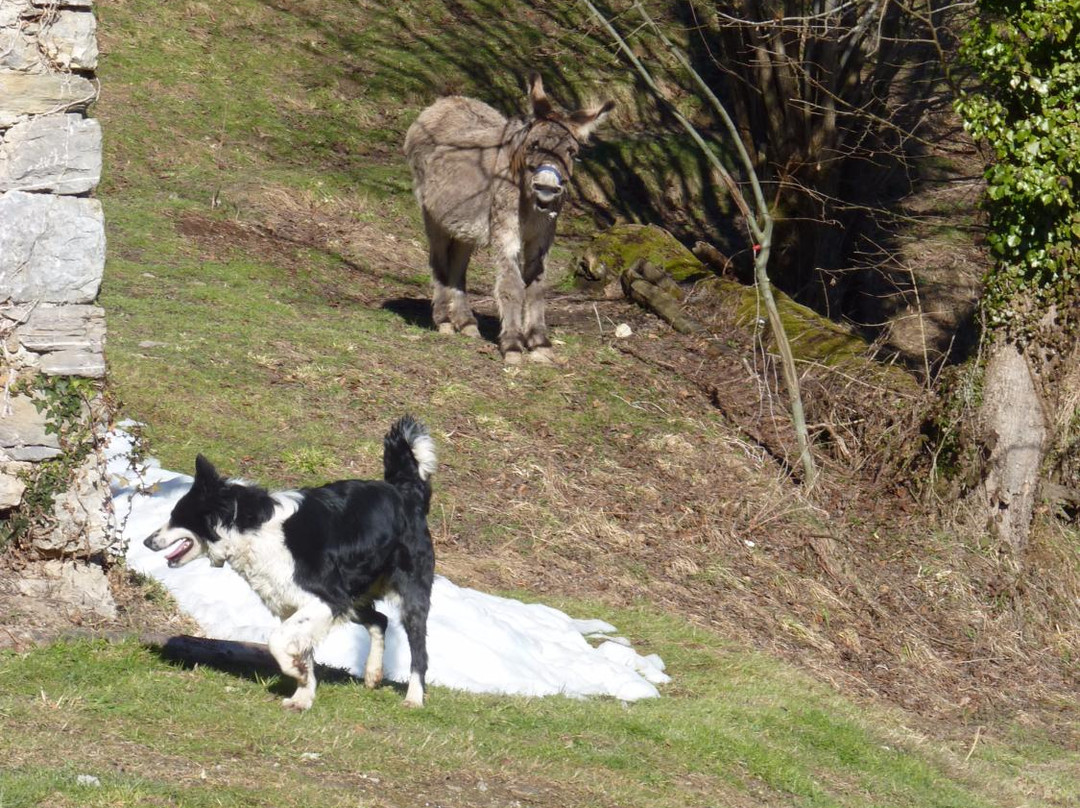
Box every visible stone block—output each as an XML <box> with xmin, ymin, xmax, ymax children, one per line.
<box><xmin>0</xmin><ymin>71</ymin><xmax>96</xmax><ymax>128</ymax></box>
<box><xmin>0</xmin><ymin>302</ymin><xmax>34</xmax><ymax>326</ymax></box>
<box><xmin>0</xmin><ymin>1</ymin><xmax>32</xmax><ymax>29</ymax></box>
<box><xmin>34</xmin><ymin>452</ymin><xmax>112</xmax><ymax>557</ymax></box>
<box><xmin>38</xmin><ymin>10</ymin><xmax>98</xmax><ymax>71</ymax></box>
<box><xmin>0</xmin><ymin>25</ymin><xmax>47</xmax><ymax>74</ymax></box>
<box><xmin>0</xmin><ymin>190</ymin><xmax>105</xmax><ymax>303</ymax></box>
<box><xmin>13</xmin><ymin>560</ymin><xmax>117</xmax><ymax>620</ymax></box>
<box><xmin>31</xmin><ymin>1</ymin><xmax>95</xmax><ymax>7</ymax></box>
<box><xmin>0</xmin><ymin>393</ymin><xmax>62</xmax><ymax>461</ymax></box>
<box><xmin>18</xmin><ymin>304</ymin><xmax>105</xmax><ymax>351</ymax></box>
<box><xmin>0</xmin><ymin>113</ymin><xmax>101</xmax><ymax>194</ymax></box>
<box><xmin>38</xmin><ymin>349</ymin><xmax>105</xmax><ymax>377</ymax></box>
<box><xmin>0</xmin><ymin>472</ymin><xmax>25</xmax><ymax>509</ymax></box>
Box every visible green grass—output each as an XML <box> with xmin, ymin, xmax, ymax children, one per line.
<box><xmin>47</xmin><ymin>1</ymin><xmax>1079</xmax><ymax>806</ymax></box>
<box><xmin>0</xmin><ymin>609</ymin><xmax>1061</xmax><ymax>808</ymax></box>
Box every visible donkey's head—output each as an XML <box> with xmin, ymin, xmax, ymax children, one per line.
<box><xmin>514</xmin><ymin>73</ymin><xmax>614</xmax><ymax>215</ymax></box>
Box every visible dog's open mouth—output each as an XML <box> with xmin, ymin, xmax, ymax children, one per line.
<box><xmin>165</xmin><ymin>538</ymin><xmax>195</xmax><ymax>567</ymax></box>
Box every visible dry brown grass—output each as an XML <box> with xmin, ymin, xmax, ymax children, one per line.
<box><xmin>107</xmin><ymin>199</ymin><xmax>1080</xmax><ymax>743</ymax></box>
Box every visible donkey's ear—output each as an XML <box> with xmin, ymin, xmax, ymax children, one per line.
<box><xmin>193</xmin><ymin>454</ymin><xmax>220</xmax><ymax>486</ymax></box>
<box><xmin>569</xmin><ymin>99</ymin><xmax>615</xmax><ymax>142</ymax></box>
<box><xmin>528</xmin><ymin>72</ymin><xmax>554</xmax><ymax>119</ymax></box>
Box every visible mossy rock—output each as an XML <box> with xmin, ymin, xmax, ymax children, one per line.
<box><xmin>576</xmin><ymin>224</ymin><xmax>708</xmax><ymax>285</ymax></box>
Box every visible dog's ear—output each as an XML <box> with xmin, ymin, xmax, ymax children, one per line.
<box><xmin>194</xmin><ymin>454</ymin><xmax>220</xmax><ymax>487</ymax></box>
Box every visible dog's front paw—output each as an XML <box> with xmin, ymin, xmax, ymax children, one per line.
<box><xmin>282</xmin><ymin>692</ymin><xmax>314</xmax><ymax>712</ymax></box>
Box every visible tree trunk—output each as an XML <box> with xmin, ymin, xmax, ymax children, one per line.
<box><xmin>975</xmin><ymin>339</ymin><xmax>1047</xmax><ymax>556</ymax></box>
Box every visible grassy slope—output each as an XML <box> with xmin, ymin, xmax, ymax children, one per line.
<box><xmin>0</xmin><ymin>618</ymin><xmax>1038</xmax><ymax>808</ymax></box>
<box><xmin>1</xmin><ymin>0</ymin><xmax>1073</xmax><ymax>806</ymax></box>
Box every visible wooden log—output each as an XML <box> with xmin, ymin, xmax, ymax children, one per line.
<box><xmin>620</xmin><ymin>259</ymin><xmax>704</xmax><ymax>335</ymax></box>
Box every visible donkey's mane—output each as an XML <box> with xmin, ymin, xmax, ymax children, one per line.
<box><xmin>507</xmin><ymin>117</ymin><xmax>579</xmax><ymax>178</ymax></box>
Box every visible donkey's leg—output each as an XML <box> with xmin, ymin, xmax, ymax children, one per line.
<box><xmin>494</xmin><ymin>266</ymin><xmax>527</xmax><ymax>362</ymax></box>
<box><xmin>446</xmin><ymin>239</ymin><xmax>479</xmax><ymax>337</ymax></box>
<box><xmin>521</xmin><ymin>239</ymin><xmax>554</xmax><ymax>362</ymax></box>
<box><xmin>493</xmin><ymin>232</ymin><xmax>528</xmax><ymax>363</ymax></box>
<box><xmin>522</xmin><ymin>275</ymin><xmax>553</xmax><ymax>363</ymax></box>
<box><xmin>425</xmin><ymin>215</ymin><xmax>456</xmax><ymax>334</ymax></box>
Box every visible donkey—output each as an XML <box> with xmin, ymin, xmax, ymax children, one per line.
<box><xmin>404</xmin><ymin>74</ymin><xmax>614</xmax><ymax>364</ymax></box>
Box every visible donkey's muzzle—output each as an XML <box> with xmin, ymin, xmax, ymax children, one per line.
<box><xmin>532</xmin><ymin>164</ymin><xmax>565</xmax><ymax>209</ymax></box>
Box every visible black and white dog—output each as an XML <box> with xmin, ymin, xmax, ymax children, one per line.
<box><xmin>143</xmin><ymin>416</ymin><xmax>437</xmax><ymax>711</ymax></box>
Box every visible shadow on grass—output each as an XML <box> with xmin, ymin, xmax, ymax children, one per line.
<box><xmin>145</xmin><ymin>634</ymin><xmax>408</xmax><ymax>699</ymax></box>
<box><xmin>381</xmin><ymin>297</ymin><xmax>501</xmax><ymax>343</ymax></box>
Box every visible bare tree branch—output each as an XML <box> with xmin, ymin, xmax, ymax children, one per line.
<box><xmin>582</xmin><ymin>0</ymin><xmax>819</xmax><ymax>486</ymax></box>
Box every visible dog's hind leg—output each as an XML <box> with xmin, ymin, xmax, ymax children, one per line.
<box><xmin>356</xmin><ymin>603</ymin><xmax>389</xmax><ymax>689</ymax></box>
<box><xmin>269</xmin><ymin>601</ymin><xmax>334</xmax><ymax>712</ymax></box>
<box><xmin>397</xmin><ymin>588</ymin><xmax>431</xmax><ymax>708</ymax></box>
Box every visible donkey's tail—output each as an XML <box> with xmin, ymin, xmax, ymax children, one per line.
<box><xmin>383</xmin><ymin>415</ymin><xmax>436</xmax><ymax>514</ymax></box>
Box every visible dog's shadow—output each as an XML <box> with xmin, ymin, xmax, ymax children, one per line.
<box><xmin>146</xmin><ymin>634</ymin><xmax>407</xmax><ymax>700</ymax></box>
<box><xmin>381</xmin><ymin>297</ymin><xmax>500</xmax><ymax>343</ymax></box>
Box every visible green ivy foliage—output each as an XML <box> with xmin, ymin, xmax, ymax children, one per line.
<box><xmin>956</xmin><ymin>0</ymin><xmax>1080</xmax><ymax>336</ymax></box>
<box><xmin>0</xmin><ymin>376</ymin><xmax>99</xmax><ymax>553</ymax></box>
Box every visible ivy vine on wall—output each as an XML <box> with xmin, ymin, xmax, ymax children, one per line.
<box><xmin>956</xmin><ymin>0</ymin><xmax>1080</xmax><ymax>339</ymax></box>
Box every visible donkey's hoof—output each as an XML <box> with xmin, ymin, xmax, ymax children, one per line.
<box><xmin>460</xmin><ymin>324</ymin><xmax>481</xmax><ymax>338</ymax></box>
<box><xmin>527</xmin><ymin>346</ymin><xmax>555</xmax><ymax>365</ymax></box>
<box><xmin>503</xmin><ymin>350</ymin><xmax>524</xmax><ymax>366</ymax></box>
<box><xmin>436</xmin><ymin>322</ymin><xmax>456</xmax><ymax>335</ymax></box>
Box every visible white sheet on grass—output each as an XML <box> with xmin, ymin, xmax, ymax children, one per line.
<box><xmin>106</xmin><ymin>427</ymin><xmax>670</xmax><ymax>701</ymax></box>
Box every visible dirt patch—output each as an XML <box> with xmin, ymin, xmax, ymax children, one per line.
<box><xmin>0</xmin><ymin>552</ymin><xmax>198</xmax><ymax>653</ymax></box>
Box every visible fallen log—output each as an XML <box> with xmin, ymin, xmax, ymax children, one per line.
<box><xmin>620</xmin><ymin>258</ymin><xmax>704</xmax><ymax>335</ymax></box>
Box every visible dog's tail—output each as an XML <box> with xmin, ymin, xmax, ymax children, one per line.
<box><xmin>383</xmin><ymin>415</ymin><xmax>436</xmax><ymax>514</ymax></box>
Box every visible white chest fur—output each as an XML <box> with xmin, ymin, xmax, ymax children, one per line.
<box><xmin>208</xmin><ymin>494</ymin><xmax>316</xmax><ymax>619</ymax></box>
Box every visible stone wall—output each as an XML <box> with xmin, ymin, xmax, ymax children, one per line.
<box><xmin>0</xmin><ymin>0</ymin><xmax>115</xmax><ymax>618</ymax></box>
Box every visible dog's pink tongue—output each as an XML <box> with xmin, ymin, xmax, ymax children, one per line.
<box><xmin>166</xmin><ymin>539</ymin><xmax>193</xmax><ymax>562</ymax></box>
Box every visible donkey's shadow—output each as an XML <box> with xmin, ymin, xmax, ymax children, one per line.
<box><xmin>382</xmin><ymin>297</ymin><xmax>500</xmax><ymax>344</ymax></box>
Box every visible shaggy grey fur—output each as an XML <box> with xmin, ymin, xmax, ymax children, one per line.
<box><xmin>405</xmin><ymin>74</ymin><xmax>613</xmax><ymax>363</ymax></box>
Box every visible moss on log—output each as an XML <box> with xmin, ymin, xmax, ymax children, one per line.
<box><xmin>578</xmin><ymin>224</ymin><xmax>917</xmax><ymax>391</ymax></box>
<box><xmin>577</xmin><ymin>223</ymin><xmax>707</xmax><ymax>284</ymax></box>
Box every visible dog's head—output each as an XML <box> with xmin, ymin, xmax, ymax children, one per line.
<box><xmin>144</xmin><ymin>454</ymin><xmax>229</xmax><ymax>568</ymax></box>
